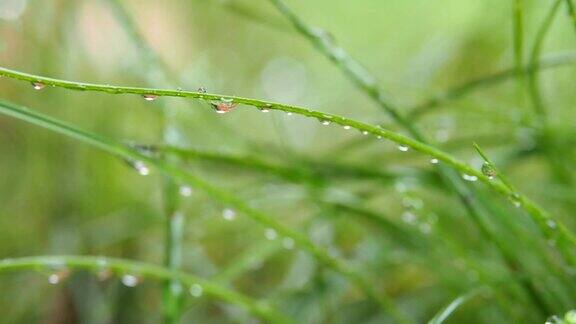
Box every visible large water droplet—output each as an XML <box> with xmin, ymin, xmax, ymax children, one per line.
<box><xmin>462</xmin><ymin>174</ymin><xmax>478</xmax><ymax>182</ymax></box>
<box><xmin>179</xmin><ymin>185</ymin><xmax>193</xmax><ymax>197</ymax></box>
<box><xmin>264</xmin><ymin>228</ymin><xmax>278</xmax><ymax>240</ymax></box>
<box><xmin>321</xmin><ymin>120</ymin><xmax>331</xmax><ymax>126</ymax></box>
<box><xmin>190</xmin><ymin>284</ymin><xmax>203</xmax><ymax>297</ymax></box>
<box><xmin>398</xmin><ymin>145</ymin><xmax>409</xmax><ymax>152</ymax></box>
<box><xmin>31</xmin><ymin>81</ymin><xmax>46</xmax><ymax>90</ymax></box>
<box><xmin>211</xmin><ymin>98</ymin><xmax>238</xmax><ymax>114</ymax></box>
<box><xmin>343</xmin><ymin>125</ymin><xmax>351</xmax><ymax>130</ymax></box>
<box><xmin>481</xmin><ymin>162</ymin><xmax>496</xmax><ymax>179</ymax></box>
<box><xmin>222</xmin><ymin>208</ymin><xmax>236</xmax><ymax>221</ymax></box>
<box><xmin>362</xmin><ymin>131</ymin><xmax>369</xmax><ymax>135</ymax></box>
<box><xmin>121</xmin><ymin>274</ymin><xmax>139</xmax><ymax>287</ymax></box>
<box><xmin>430</xmin><ymin>158</ymin><xmax>439</xmax><ymax>164</ymax></box>
<box><xmin>142</xmin><ymin>94</ymin><xmax>158</xmax><ymax>101</ymax></box>
<box><xmin>260</xmin><ymin>105</ymin><xmax>271</xmax><ymax>113</ymax></box>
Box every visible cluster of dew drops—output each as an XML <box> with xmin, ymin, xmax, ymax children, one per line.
<box><xmin>43</xmin><ymin>258</ymin><xmax>207</xmax><ymax>299</ymax></box>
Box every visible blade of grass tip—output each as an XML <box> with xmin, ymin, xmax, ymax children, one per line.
<box><xmin>0</xmin><ymin>256</ymin><xmax>291</xmax><ymax>323</ymax></box>
<box><xmin>0</xmin><ymin>70</ymin><xmax>573</xmax><ymax>264</ymax></box>
<box><xmin>473</xmin><ymin>143</ymin><xmax>576</xmax><ymax>266</ymax></box>
<box><xmin>103</xmin><ymin>1</ymin><xmax>186</xmax><ymax>321</ymax></box>
<box><xmin>0</xmin><ymin>99</ymin><xmax>411</xmax><ymax>324</ymax></box>
<box><xmin>265</xmin><ymin>0</ymin><xmax>574</xmax><ymax>306</ymax></box>
<box><xmin>428</xmin><ymin>288</ymin><xmax>486</xmax><ymax>324</ymax></box>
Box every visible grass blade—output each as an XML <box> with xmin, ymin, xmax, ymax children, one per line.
<box><xmin>0</xmin><ymin>255</ymin><xmax>290</xmax><ymax>323</ymax></box>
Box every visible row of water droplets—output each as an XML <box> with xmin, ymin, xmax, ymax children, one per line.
<box><xmin>42</xmin><ymin>259</ymin><xmax>207</xmax><ymax>298</ymax></box>
<box><xmin>30</xmin><ymin>81</ymin><xmax>525</xmax><ymax>211</ymax></box>
<box><xmin>32</xmin><ymin>80</ymin><xmax>476</xmax><ymax>181</ymax></box>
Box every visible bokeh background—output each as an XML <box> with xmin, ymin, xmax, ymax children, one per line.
<box><xmin>1</xmin><ymin>0</ymin><xmax>576</xmax><ymax>323</ymax></box>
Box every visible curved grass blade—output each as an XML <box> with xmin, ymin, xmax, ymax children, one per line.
<box><xmin>428</xmin><ymin>289</ymin><xmax>485</xmax><ymax>324</ymax></box>
<box><xmin>0</xmin><ymin>255</ymin><xmax>290</xmax><ymax>323</ymax></box>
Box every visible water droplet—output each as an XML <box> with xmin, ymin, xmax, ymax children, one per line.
<box><xmin>462</xmin><ymin>174</ymin><xmax>478</xmax><ymax>182</ymax></box>
<box><xmin>546</xmin><ymin>219</ymin><xmax>557</xmax><ymax>230</ymax></box>
<box><xmin>179</xmin><ymin>185</ymin><xmax>193</xmax><ymax>197</ymax></box>
<box><xmin>121</xmin><ymin>274</ymin><xmax>139</xmax><ymax>287</ymax></box>
<box><xmin>211</xmin><ymin>98</ymin><xmax>238</xmax><ymax>114</ymax></box>
<box><xmin>402</xmin><ymin>197</ymin><xmax>423</xmax><ymax>209</ymax></box>
<box><xmin>222</xmin><ymin>208</ymin><xmax>236</xmax><ymax>221</ymax></box>
<box><xmin>545</xmin><ymin>315</ymin><xmax>560</xmax><ymax>324</ymax></box>
<box><xmin>401</xmin><ymin>211</ymin><xmax>417</xmax><ymax>224</ymax></box>
<box><xmin>130</xmin><ymin>160</ymin><xmax>150</xmax><ymax>176</ymax></box>
<box><xmin>362</xmin><ymin>131</ymin><xmax>369</xmax><ymax>135</ymax></box>
<box><xmin>321</xmin><ymin>120</ymin><xmax>330</xmax><ymax>125</ymax></box>
<box><xmin>398</xmin><ymin>145</ymin><xmax>409</xmax><ymax>152</ymax></box>
<box><xmin>260</xmin><ymin>107</ymin><xmax>270</xmax><ymax>113</ymax></box>
<box><xmin>481</xmin><ymin>162</ymin><xmax>497</xmax><ymax>179</ymax></box>
<box><xmin>31</xmin><ymin>81</ymin><xmax>46</xmax><ymax>90</ymax></box>
<box><xmin>197</xmin><ymin>87</ymin><xmax>207</xmax><ymax>93</ymax></box>
<box><xmin>343</xmin><ymin>125</ymin><xmax>351</xmax><ymax>130</ymax></box>
<box><xmin>190</xmin><ymin>283</ymin><xmax>203</xmax><ymax>297</ymax></box>
<box><xmin>286</xmin><ymin>112</ymin><xmax>293</xmax><ymax>116</ymax></box>
<box><xmin>282</xmin><ymin>237</ymin><xmax>295</xmax><ymax>250</ymax></box>
<box><xmin>430</xmin><ymin>158</ymin><xmax>439</xmax><ymax>164</ymax></box>
<box><xmin>510</xmin><ymin>193</ymin><xmax>522</xmax><ymax>207</ymax></box>
<box><xmin>377</xmin><ymin>135</ymin><xmax>382</xmax><ymax>139</ymax></box>
<box><xmin>142</xmin><ymin>94</ymin><xmax>158</xmax><ymax>101</ymax></box>
<box><xmin>264</xmin><ymin>228</ymin><xmax>278</xmax><ymax>240</ymax></box>
<box><xmin>48</xmin><ymin>271</ymin><xmax>68</xmax><ymax>285</ymax></box>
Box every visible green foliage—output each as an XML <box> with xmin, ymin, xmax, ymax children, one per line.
<box><xmin>1</xmin><ymin>0</ymin><xmax>576</xmax><ymax>323</ymax></box>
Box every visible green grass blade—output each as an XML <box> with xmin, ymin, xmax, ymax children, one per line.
<box><xmin>428</xmin><ymin>289</ymin><xmax>484</xmax><ymax>324</ymax></box>
<box><xmin>0</xmin><ymin>255</ymin><xmax>291</xmax><ymax>323</ymax></box>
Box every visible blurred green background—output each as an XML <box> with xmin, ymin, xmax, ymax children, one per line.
<box><xmin>1</xmin><ymin>0</ymin><xmax>576</xmax><ymax>323</ymax></box>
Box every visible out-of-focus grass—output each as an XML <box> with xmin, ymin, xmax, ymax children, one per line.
<box><xmin>1</xmin><ymin>0</ymin><xmax>576</xmax><ymax>323</ymax></box>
